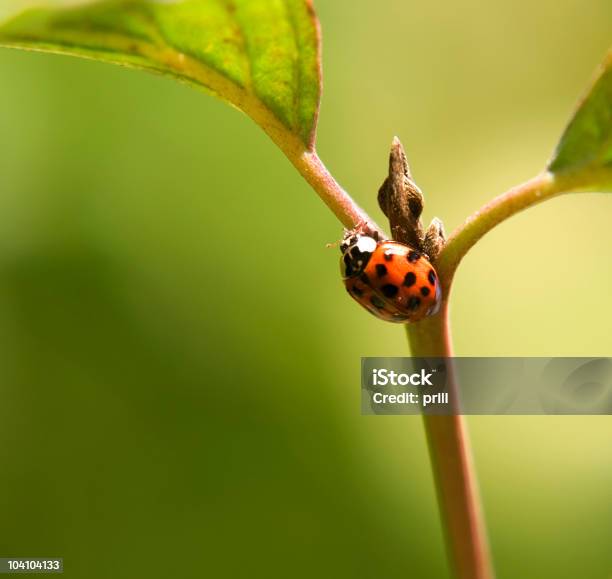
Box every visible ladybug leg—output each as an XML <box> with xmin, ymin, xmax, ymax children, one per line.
<box><xmin>352</xmin><ymin>220</ymin><xmax>385</xmax><ymax>242</ymax></box>
<box><xmin>340</xmin><ymin>228</ymin><xmax>357</xmax><ymax>253</ymax></box>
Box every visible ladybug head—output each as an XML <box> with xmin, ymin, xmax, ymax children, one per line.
<box><xmin>340</xmin><ymin>233</ymin><xmax>377</xmax><ymax>279</ymax></box>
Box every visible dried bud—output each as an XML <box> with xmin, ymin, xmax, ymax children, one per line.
<box><xmin>423</xmin><ymin>217</ymin><xmax>446</xmax><ymax>261</ymax></box>
<box><xmin>377</xmin><ymin>137</ymin><xmax>424</xmax><ymax>248</ymax></box>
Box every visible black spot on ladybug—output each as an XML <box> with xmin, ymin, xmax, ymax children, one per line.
<box><xmin>383</xmin><ymin>252</ymin><xmax>393</xmax><ymax>262</ymax></box>
<box><xmin>351</xmin><ymin>285</ymin><xmax>364</xmax><ymax>297</ymax></box>
<box><xmin>381</xmin><ymin>284</ymin><xmax>399</xmax><ymax>298</ymax></box>
<box><xmin>428</xmin><ymin>269</ymin><xmax>437</xmax><ymax>285</ymax></box>
<box><xmin>375</xmin><ymin>264</ymin><xmax>388</xmax><ymax>278</ymax></box>
<box><xmin>350</xmin><ymin>247</ymin><xmax>366</xmax><ymax>264</ymax></box>
<box><xmin>407</xmin><ymin>296</ymin><xmax>421</xmax><ymax>310</ymax></box>
<box><xmin>371</xmin><ymin>295</ymin><xmax>385</xmax><ymax>309</ymax></box>
<box><xmin>407</xmin><ymin>250</ymin><xmax>421</xmax><ymax>263</ymax></box>
<box><xmin>343</xmin><ymin>255</ymin><xmax>354</xmax><ymax>276</ymax></box>
<box><xmin>360</xmin><ymin>273</ymin><xmax>370</xmax><ymax>285</ymax></box>
<box><xmin>420</xmin><ymin>286</ymin><xmax>431</xmax><ymax>297</ymax></box>
<box><xmin>403</xmin><ymin>272</ymin><xmax>416</xmax><ymax>287</ymax></box>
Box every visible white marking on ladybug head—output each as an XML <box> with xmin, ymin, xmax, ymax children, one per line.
<box><xmin>340</xmin><ymin>234</ymin><xmax>377</xmax><ymax>279</ymax></box>
<box><xmin>355</xmin><ymin>236</ymin><xmax>377</xmax><ymax>254</ymax></box>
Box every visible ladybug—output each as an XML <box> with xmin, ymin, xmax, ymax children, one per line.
<box><xmin>340</xmin><ymin>230</ymin><xmax>441</xmax><ymax>323</ymax></box>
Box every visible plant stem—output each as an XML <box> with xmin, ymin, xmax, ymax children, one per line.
<box><xmin>374</xmin><ymin>136</ymin><xmax>493</xmax><ymax>578</ymax></box>
<box><xmin>404</xmin><ymin>168</ymin><xmax>593</xmax><ymax>578</ymax></box>
<box><xmin>406</xmin><ymin>305</ymin><xmax>493</xmax><ymax>579</ymax></box>
<box><xmin>291</xmin><ymin>149</ymin><xmax>386</xmax><ymax>238</ymax></box>
<box><xmin>436</xmin><ymin>170</ymin><xmax>586</xmax><ymax>289</ymax></box>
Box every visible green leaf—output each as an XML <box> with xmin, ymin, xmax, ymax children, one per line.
<box><xmin>0</xmin><ymin>0</ymin><xmax>322</xmax><ymax>151</ymax></box>
<box><xmin>548</xmin><ymin>49</ymin><xmax>612</xmax><ymax>191</ymax></box>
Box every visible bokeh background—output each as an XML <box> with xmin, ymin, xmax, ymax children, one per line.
<box><xmin>0</xmin><ymin>1</ymin><xmax>611</xmax><ymax>577</ymax></box>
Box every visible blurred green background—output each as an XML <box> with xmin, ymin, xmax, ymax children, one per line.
<box><xmin>0</xmin><ymin>1</ymin><xmax>611</xmax><ymax>578</ymax></box>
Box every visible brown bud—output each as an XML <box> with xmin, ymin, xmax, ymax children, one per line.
<box><xmin>377</xmin><ymin>137</ymin><xmax>424</xmax><ymax>248</ymax></box>
<box><xmin>423</xmin><ymin>217</ymin><xmax>446</xmax><ymax>261</ymax></box>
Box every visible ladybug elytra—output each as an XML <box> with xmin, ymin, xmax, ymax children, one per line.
<box><xmin>340</xmin><ymin>231</ymin><xmax>441</xmax><ymax>323</ymax></box>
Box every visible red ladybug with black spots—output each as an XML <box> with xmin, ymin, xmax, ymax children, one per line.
<box><xmin>340</xmin><ymin>230</ymin><xmax>441</xmax><ymax>323</ymax></box>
